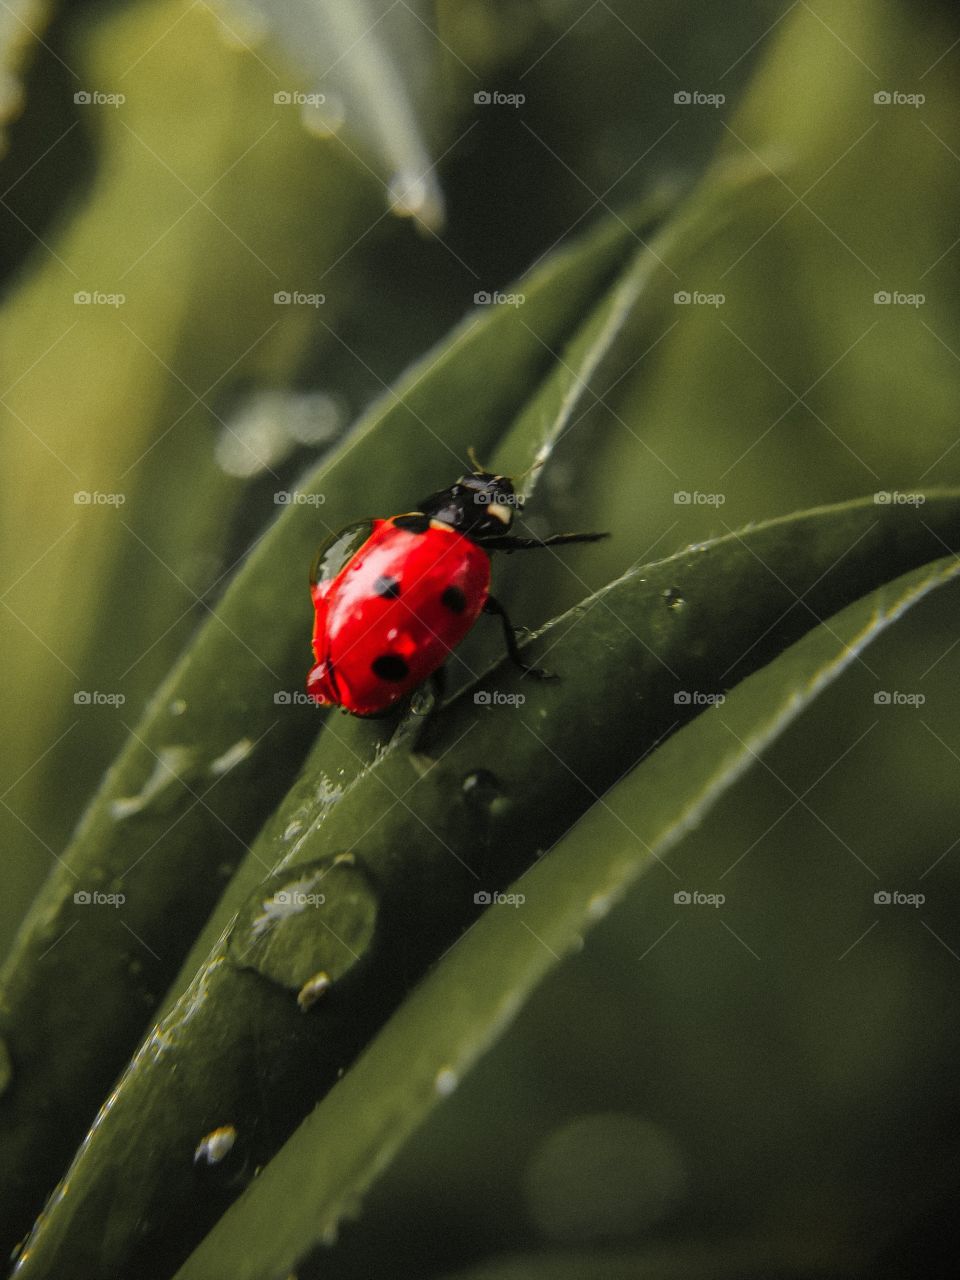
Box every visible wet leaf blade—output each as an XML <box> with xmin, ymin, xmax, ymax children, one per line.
<box><xmin>0</xmin><ymin>198</ymin><xmax>651</xmax><ymax>1252</ymax></box>
<box><xmin>174</xmin><ymin>551</ymin><xmax>960</xmax><ymax>1280</ymax></box>
<box><xmin>14</xmin><ymin>491</ymin><xmax>960</xmax><ymax>1280</ymax></box>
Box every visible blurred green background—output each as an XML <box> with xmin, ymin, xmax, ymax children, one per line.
<box><xmin>3</xmin><ymin>0</ymin><xmax>960</xmax><ymax>1276</ymax></box>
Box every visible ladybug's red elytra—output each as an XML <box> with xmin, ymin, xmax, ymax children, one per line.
<box><xmin>306</xmin><ymin>466</ymin><xmax>608</xmax><ymax>717</ymax></box>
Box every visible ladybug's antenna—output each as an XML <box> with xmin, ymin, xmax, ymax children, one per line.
<box><xmin>467</xmin><ymin>445</ymin><xmax>484</xmax><ymax>473</ymax></box>
<box><xmin>514</xmin><ymin>451</ymin><xmax>547</xmax><ymax>493</ymax></box>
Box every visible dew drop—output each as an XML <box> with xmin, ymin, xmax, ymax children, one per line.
<box><xmin>228</xmin><ymin>856</ymin><xmax>377</xmax><ymax>991</ymax></box>
<box><xmin>283</xmin><ymin>820</ymin><xmax>304</xmax><ymax>842</ymax></box>
<box><xmin>587</xmin><ymin>891</ymin><xmax>614</xmax><ymax>921</ymax></box>
<box><xmin>209</xmin><ymin>737</ymin><xmax>254</xmax><ymax>777</ymax></box>
<box><xmin>662</xmin><ymin>587</ymin><xmax>685</xmax><ymax>612</ymax></box>
<box><xmin>434</xmin><ymin>1066</ymin><xmax>458</xmax><ymax>1097</ymax></box>
<box><xmin>169</xmin><ymin>698</ymin><xmax>187</xmax><ymax>717</ymax></box>
<box><xmin>409</xmin><ymin>681</ymin><xmax>438</xmax><ymax>718</ymax></box>
<box><xmin>0</xmin><ymin>1038</ymin><xmax>12</xmax><ymax>1098</ymax></box>
<box><xmin>297</xmin><ymin>971</ymin><xmax>331</xmax><ymax>1012</ymax></box>
<box><xmin>110</xmin><ymin>746</ymin><xmax>193</xmax><ymax>820</ymax></box>
<box><xmin>194</xmin><ymin>1124</ymin><xmax>237</xmax><ymax>1166</ymax></box>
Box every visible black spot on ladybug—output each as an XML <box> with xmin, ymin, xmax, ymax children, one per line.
<box><xmin>392</xmin><ymin>514</ymin><xmax>430</xmax><ymax>534</ymax></box>
<box><xmin>371</xmin><ymin>654</ymin><xmax>409</xmax><ymax>682</ymax></box>
<box><xmin>373</xmin><ymin>575</ymin><xmax>402</xmax><ymax>599</ymax></box>
<box><xmin>441</xmin><ymin>586</ymin><xmax>467</xmax><ymax>613</ymax></box>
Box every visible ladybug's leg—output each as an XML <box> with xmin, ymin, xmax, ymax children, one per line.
<box><xmin>484</xmin><ymin>531</ymin><xmax>609</xmax><ymax>553</ymax></box>
<box><xmin>483</xmin><ymin>596</ymin><xmax>556</xmax><ymax>680</ymax></box>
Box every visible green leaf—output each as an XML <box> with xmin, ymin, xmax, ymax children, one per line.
<box><xmin>0</xmin><ymin>0</ymin><xmax>46</xmax><ymax>152</ymax></box>
<box><xmin>215</xmin><ymin>0</ymin><xmax>446</xmax><ymax>228</ymax></box>
<box><xmin>174</xmin><ymin>550</ymin><xmax>960</xmax><ymax>1280</ymax></box>
<box><xmin>0</xmin><ymin>194</ymin><xmax>656</xmax><ymax>1253</ymax></box>
<box><xmin>15</xmin><ymin>491</ymin><xmax>960</xmax><ymax>1280</ymax></box>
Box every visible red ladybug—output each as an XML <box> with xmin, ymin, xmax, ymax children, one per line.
<box><xmin>306</xmin><ymin>466</ymin><xmax>607</xmax><ymax>716</ymax></box>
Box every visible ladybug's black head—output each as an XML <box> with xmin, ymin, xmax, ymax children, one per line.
<box><xmin>419</xmin><ymin>470</ymin><xmax>520</xmax><ymax>542</ymax></box>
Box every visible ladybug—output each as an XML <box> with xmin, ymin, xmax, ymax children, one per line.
<box><xmin>306</xmin><ymin>464</ymin><xmax>608</xmax><ymax>717</ymax></box>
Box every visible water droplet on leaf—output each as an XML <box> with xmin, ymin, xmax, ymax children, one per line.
<box><xmin>662</xmin><ymin>587</ymin><xmax>685</xmax><ymax>612</ymax></box>
<box><xmin>228</xmin><ymin>856</ymin><xmax>377</xmax><ymax>991</ymax></box>
<box><xmin>209</xmin><ymin>737</ymin><xmax>255</xmax><ymax>777</ymax></box>
<box><xmin>109</xmin><ymin>746</ymin><xmax>193</xmax><ymax>820</ymax></box>
<box><xmin>297</xmin><ymin>971</ymin><xmax>331</xmax><ymax>1012</ymax></box>
<box><xmin>194</xmin><ymin>1125</ymin><xmax>237</xmax><ymax>1166</ymax></box>
<box><xmin>434</xmin><ymin>1066</ymin><xmax>458</xmax><ymax>1097</ymax></box>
